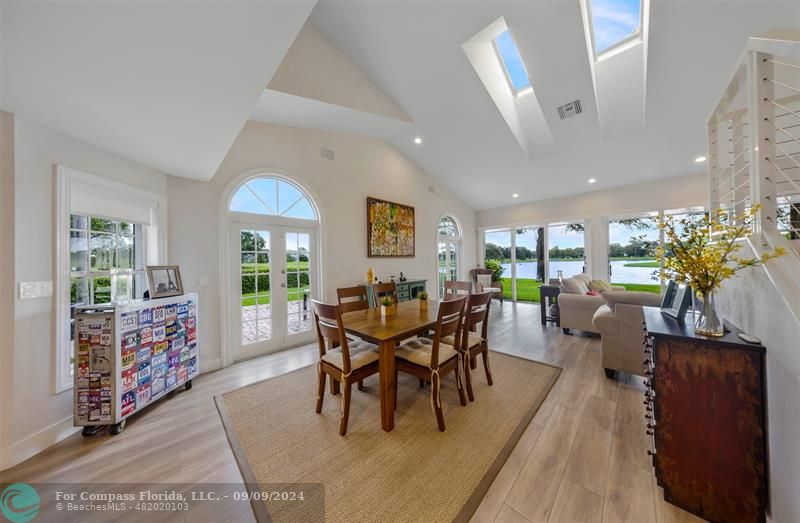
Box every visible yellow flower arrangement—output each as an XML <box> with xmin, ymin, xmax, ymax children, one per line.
<box><xmin>656</xmin><ymin>206</ymin><xmax>785</xmax><ymax>295</ymax></box>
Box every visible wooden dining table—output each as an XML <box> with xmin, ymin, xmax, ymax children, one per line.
<box><xmin>341</xmin><ymin>299</ymin><xmax>440</xmax><ymax>432</ymax></box>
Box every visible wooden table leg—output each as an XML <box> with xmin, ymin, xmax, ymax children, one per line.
<box><xmin>379</xmin><ymin>339</ymin><xmax>396</xmax><ymax>432</ymax></box>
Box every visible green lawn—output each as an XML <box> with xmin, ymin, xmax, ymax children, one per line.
<box><xmin>499</xmin><ymin>278</ymin><xmax>661</xmax><ymax>303</ymax></box>
<box><xmin>241</xmin><ymin>286</ymin><xmax>309</xmax><ymax>307</ymax></box>
<box><xmin>623</xmin><ymin>260</ymin><xmax>659</xmax><ymax>268</ymax></box>
<box><xmin>241</xmin><ymin>261</ymin><xmax>308</xmax><ymax>274</ymax></box>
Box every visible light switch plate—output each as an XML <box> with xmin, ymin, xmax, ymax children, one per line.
<box><xmin>19</xmin><ymin>281</ymin><xmax>54</xmax><ymax>299</ymax></box>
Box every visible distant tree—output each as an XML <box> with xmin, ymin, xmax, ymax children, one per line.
<box><xmin>484</xmin><ymin>242</ymin><xmax>503</xmax><ymax>260</ymax></box>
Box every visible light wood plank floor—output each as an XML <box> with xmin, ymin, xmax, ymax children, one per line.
<box><xmin>0</xmin><ymin>302</ymin><xmax>704</xmax><ymax>522</ymax></box>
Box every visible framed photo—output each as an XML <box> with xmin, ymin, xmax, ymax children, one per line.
<box><xmin>146</xmin><ymin>265</ymin><xmax>184</xmax><ymax>298</ymax></box>
<box><xmin>661</xmin><ymin>281</ymin><xmax>691</xmax><ymax>321</ymax></box>
<box><xmin>660</xmin><ymin>280</ymin><xmax>677</xmax><ymax>309</ymax></box>
<box><xmin>367</xmin><ymin>197</ymin><xmax>415</xmax><ymax>257</ymax></box>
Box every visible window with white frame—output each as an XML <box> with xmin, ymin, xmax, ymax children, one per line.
<box><xmin>437</xmin><ymin>216</ymin><xmax>462</xmax><ymax>297</ymax></box>
<box><xmin>69</xmin><ymin>215</ymin><xmax>146</xmax><ymax>376</ymax></box>
<box><xmin>56</xmin><ymin>166</ymin><xmax>165</xmax><ymax>392</ymax></box>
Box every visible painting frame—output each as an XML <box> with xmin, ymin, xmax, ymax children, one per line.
<box><xmin>146</xmin><ymin>265</ymin><xmax>184</xmax><ymax>299</ymax></box>
<box><xmin>367</xmin><ymin>197</ymin><xmax>416</xmax><ymax>258</ymax></box>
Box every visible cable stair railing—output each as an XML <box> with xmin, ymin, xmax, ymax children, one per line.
<box><xmin>707</xmin><ymin>33</ymin><xmax>800</xmax><ymax>321</ymax></box>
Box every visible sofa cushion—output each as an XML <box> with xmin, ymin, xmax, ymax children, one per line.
<box><xmin>561</xmin><ymin>276</ymin><xmax>589</xmax><ymax>295</ymax></box>
<box><xmin>602</xmin><ymin>290</ymin><xmax>663</xmax><ymax>311</ymax></box>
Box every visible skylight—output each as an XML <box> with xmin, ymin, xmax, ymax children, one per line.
<box><xmin>590</xmin><ymin>0</ymin><xmax>642</xmax><ymax>55</ymax></box>
<box><xmin>493</xmin><ymin>30</ymin><xmax>530</xmax><ymax>93</ymax></box>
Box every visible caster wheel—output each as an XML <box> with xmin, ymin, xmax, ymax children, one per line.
<box><xmin>81</xmin><ymin>426</ymin><xmax>103</xmax><ymax>437</ymax></box>
<box><xmin>110</xmin><ymin>420</ymin><xmax>126</xmax><ymax>435</ymax></box>
<box><xmin>185</xmin><ymin>380</ymin><xmax>193</xmax><ymax>391</ymax></box>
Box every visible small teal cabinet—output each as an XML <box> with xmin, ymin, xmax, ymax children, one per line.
<box><xmin>367</xmin><ymin>279</ymin><xmax>427</xmax><ymax>307</ymax></box>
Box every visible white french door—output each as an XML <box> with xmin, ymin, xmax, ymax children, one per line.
<box><xmin>230</xmin><ymin>221</ymin><xmax>318</xmax><ymax>362</ymax></box>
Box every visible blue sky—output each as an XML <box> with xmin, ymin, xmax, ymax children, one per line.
<box><xmin>591</xmin><ymin>0</ymin><xmax>641</xmax><ymax>54</ymax></box>
<box><xmin>495</xmin><ymin>30</ymin><xmax>530</xmax><ymax>91</ymax></box>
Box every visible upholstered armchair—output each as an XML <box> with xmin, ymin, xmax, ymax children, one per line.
<box><xmin>470</xmin><ymin>268</ymin><xmax>503</xmax><ymax>304</ymax></box>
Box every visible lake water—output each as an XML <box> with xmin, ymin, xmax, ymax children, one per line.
<box><xmin>500</xmin><ymin>260</ymin><xmax>659</xmax><ymax>285</ymax></box>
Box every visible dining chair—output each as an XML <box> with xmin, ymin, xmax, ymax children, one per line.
<box><xmin>312</xmin><ymin>300</ymin><xmax>380</xmax><ymax>436</ymax></box>
<box><xmin>371</xmin><ymin>281</ymin><xmax>398</xmax><ymax>306</ymax></box>
<box><xmin>337</xmin><ymin>285</ymin><xmax>369</xmax><ymax>313</ymax></box>
<box><xmin>443</xmin><ymin>291</ymin><xmax>492</xmax><ymax>402</ymax></box>
<box><xmin>395</xmin><ymin>296</ymin><xmax>467</xmax><ymax>431</ymax></box>
<box><xmin>443</xmin><ymin>280</ymin><xmax>472</xmax><ymax>299</ymax></box>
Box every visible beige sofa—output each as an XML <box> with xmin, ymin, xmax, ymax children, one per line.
<box><xmin>592</xmin><ymin>291</ymin><xmax>662</xmax><ymax>378</ymax></box>
<box><xmin>558</xmin><ymin>273</ymin><xmax>624</xmax><ymax>334</ymax></box>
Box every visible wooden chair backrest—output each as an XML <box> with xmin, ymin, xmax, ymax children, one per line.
<box><xmin>371</xmin><ymin>282</ymin><xmax>398</xmax><ymax>306</ymax></box>
<box><xmin>444</xmin><ymin>280</ymin><xmax>472</xmax><ymax>296</ymax></box>
<box><xmin>430</xmin><ymin>296</ymin><xmax>466</xmax><ymax>370</ymax></box>
<box><xmin>463</xmin><ymin>291</ymin><xmax>492</xmax><ymax>347</ymax></box>
<box><xmin>337</xmin><ymin>285</ymin><xmax>369</xmax><ymax>313</ymax></box>
<box><xmin>311</xmin><ymin>300</ymin><xmax>352</xmax><ymax>374</ymax></box>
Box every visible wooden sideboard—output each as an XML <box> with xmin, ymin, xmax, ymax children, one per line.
<box><xmin>643</xmin><ymin>306</ymin><xmax>767</xmax><ymax>523</ymax></box>
<box><xmin>366</xmin><ymin>279</ymin><xmax>426</xmax><ymax>307</ymax></box>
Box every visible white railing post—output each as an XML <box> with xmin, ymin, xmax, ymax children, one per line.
<box><xmin>708</xmin><ymin>124</ymin><xmax>719</xmax><ymax>213</ymax></box>
<box><xmin>749</xmin><ymin>51</ymin><xmax>778</xmax><ymax>239</ymax></box>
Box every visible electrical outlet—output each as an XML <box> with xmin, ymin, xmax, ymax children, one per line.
<box><xmin>19</xmin><ymin>281</ymin><xmax>53</xmax><ymax>299</ymax></box>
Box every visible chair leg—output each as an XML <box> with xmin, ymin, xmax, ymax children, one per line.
<box><xmin>464</xmin><ymin>353</ymin><xmax>475</xmax><ymax>402</ymax></box>
<box><xmin>455</xmin><ymin>361</ymin><xmax>467</xmax><ymax>407</ymax></box>
<box><xmin>483</xmin><ymin>349</ymin><xmax>494</xmax><ymax>386</ymax></box>
<box><xmin>470</xmin><ymin>355</ymin><xmax>477</xmax><ymax>370</ymax></box>
<box><xmin>315</xmin><ymin>368</ymin><xmax>326</xmax><ymax>413</ymax></box>
<box><xmin>432</xmin><ymin>373</ymin><xmax>445</xmax><ymax>432</ymax></box>
<box><xmin>357</xmin><ymin>379</ymin><xmax>364</xmax><ymax>391</ymax></box>
<box><xmin>329</xmin><ymin>375</ymin><xmax>340</xmax><ymax>395</ymax></box>
<box><xmin>419</xmin><ymin>378</ymin><xmax>425</xmax><ymax>389</ymax></box>
<box><xmin>339</xmin><ymin>380</ymin><xmax>352</xmax><ymax>436</ymax></box>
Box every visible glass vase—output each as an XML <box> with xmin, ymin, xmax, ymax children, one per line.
<box><xmin>694</xmin><ymin>290</ymin><xmax>724</xmax><ymax>337</ymax></box>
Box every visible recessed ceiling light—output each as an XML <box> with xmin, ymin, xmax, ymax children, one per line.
<box><xmin>588</xmin><ymin>178</ymin><xmax>597</xmax><ymax>184</ymax></box>
<box><xmin>695</xmin><ymin>156</ymin><xmax>707</xmax><ymax>163</ymax></box>
<box><xmin>512</xmin><ymin>193</ymin><xmax>519</xmax><ymax>198</ymax></box>
<box><xmin>414</xmin><ymin>137</ymin><xmax>422</xmax><ymax>145</ymax></box>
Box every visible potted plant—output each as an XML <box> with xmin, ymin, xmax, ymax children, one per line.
<box><xmin>418</xmin><ymin>291</ymin><xmax>428</xmax><ymax>310</ymax></box>
<box><xmin>380</xmin><ymin>295</ymin><xmax>396</xmax><ymax>318</ymax></box>
<box><xmin>656</xmin><ymin>207</ymin><xmax>784</xmax><ymax>336</ymax></box>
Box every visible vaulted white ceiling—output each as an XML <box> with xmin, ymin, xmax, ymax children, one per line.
<box><xmin>309</xmin><ymin>0</ymin><xmax>800</xmax><ymax>209</ymax></box>
<box><xmin>0</xmin><ymin>1</ymin><xmax>316</xmax><ymax>180</ymax></box>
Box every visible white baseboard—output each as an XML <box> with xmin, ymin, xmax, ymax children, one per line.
<box><xmin>0</xmin><ymin>415</ymin><xmax>79</xmax><ymax>471</ymax></box>
<box><xmin>200</xmin><ymin>357</ymin><xmax>222</xmax><ymax>373</ymax></box>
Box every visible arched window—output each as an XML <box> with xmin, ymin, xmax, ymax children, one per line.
<box><xmin>437</xmin><ymin>215</ymin><xmax>462</xmax><ymax>297</ymax></box>
<box><xmin>230</xmin><ymin>177</ymin><xmax>317</xmax><ymax>220</ymax></box>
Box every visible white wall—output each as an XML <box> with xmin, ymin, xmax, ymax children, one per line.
<box><xmin>168</xmin><ymin>121</ymin><xmax>477</xmax><ymax>371</ymax></box>
<box><xmin>716</xmin><ymin>244</ymin><xmax>800</xmax><ymax>523</ymax></box>
<box><xmin>0</xmin><ymin>115</ymin><xmax>168</xmax><ymax>471</ymax></box>
<box><xmin>0</xmin><ymin>112</ymin><xmax>15</xmax><ymax>469</ymax></box>
<box><xmin>477</xmin><ymin>173</ymin><xmax>707</xmax><ymax>279</ymax></box>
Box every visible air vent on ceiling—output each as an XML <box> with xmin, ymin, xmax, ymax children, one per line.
<box><xmin>320</xmin><ymin>147</ymin><xmax>335</xmax><ymax>160</ymax></box>
<box><xmin>557</xmin><ymin>100</ymin><xmax>582</xmax><ymax>120</ymax></box>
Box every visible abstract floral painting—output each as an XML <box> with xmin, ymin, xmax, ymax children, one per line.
<box><xmin>367</xmin><ymin>197</ymin><xmax>415</xmax><ymax>257</ymax></box>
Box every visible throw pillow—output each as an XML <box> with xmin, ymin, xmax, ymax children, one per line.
<box><xmin>476</xmin><ymin>274</ymin><xmax>492</xmax><ymax>291</ymax></box>
<box><xmin>586</xmin><ymin>290</ymin><xmax>601</xmax><ymax>296</ymax></box>
<box><xmin>561</xmin><ymin>276</ymin><xmax>589</xmax><ymax>295</ymax></box>
<box><xmin>589</xmin><ymin>279</ymin><xmax>612</xmax><ymax>292</ymax></box>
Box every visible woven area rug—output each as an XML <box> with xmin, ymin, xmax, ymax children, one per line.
<box><xmin>216</xmin><ymin>351</ymin><xmax>560</xmax><ymax>522</ymax></box>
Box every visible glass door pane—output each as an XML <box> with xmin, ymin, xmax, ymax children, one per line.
<box><xmin>484</xmin><ymin>229</ymin><xmax>512</xmax><ymax>300</ymax></box>
<box><xmin>285</xmin><ymin>230</ymin><xmax>312</xmax><ymax>336</ymax></box>
<box><xmin>240</xmin><ymin>229</ymin><xmax>271</xmax><ymax>345</ymax></box>
<box><xmin>438</xmin><ymin>242</ymin><xmax>448</xmax><ymax>296</ymax></box>
<box><xmin>548</xmin><ymin>222</ymin><xmax>585</xmax><ymax>280</ymax></box>
<box><xmin>608</xmin><ymin>214</ymin><xmax>660</xmax><ymax>292</ymax></box>
<box><xmin>514</xmin><ymin>227</ymin><xmax>542</xmax><ymax>302</ymax></box>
